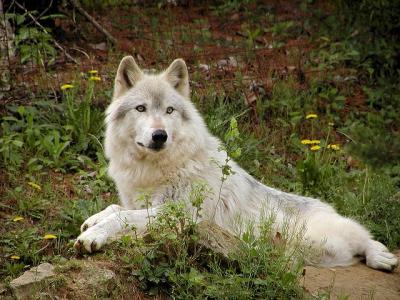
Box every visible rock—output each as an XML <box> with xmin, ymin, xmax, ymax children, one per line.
<box><xmin>198</xmin><ymin>63</ymin><xmax>210</xmax><ymax>72</ymax></box>
<box><xmin>74</xmin><ymin>260</ymin><xmax>116</xmax><ymax>289</ymax></box>
<box><xmin>10</xmin><ymin>263</ymin><xmax>55</xmax><ymax>299</ymax></box>
<box><xmin>9</xmin><ymin>260</ymin><xmax>116</xmax><ymax>299</ymax></box>
<box><xmin>217</xmin><ymin>56</ymin><xmax>238</xmax><ymax>69</ymax></box>
<box><xmin>53</xmin><ymin>259</ymin><xmax>117</xmax><ymax>298</ymax></box>
<box><xmin>228</xmin><ymin>56</ymin><xmax>238</xmax><ymax>68</ymax></box>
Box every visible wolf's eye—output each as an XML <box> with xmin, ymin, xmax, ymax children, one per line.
<box><xmin>166</xmin><ymin>107</ymin><xmax>174</xmax><ymax>114</ymax></box>
<box><xmin>136</xmin><ymin>105</ymin><xmax>146</xmax><ymax>112</ymax></box>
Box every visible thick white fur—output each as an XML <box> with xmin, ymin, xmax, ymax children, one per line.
<box><xmin>75</xmin><ymin>56</ymin><xmax>398</xmax><ymax>271</ymax></box>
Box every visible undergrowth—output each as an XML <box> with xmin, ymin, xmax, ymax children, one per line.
<box><xmin>111</xmin><ymin>196</ymin><xmax>307</xmax><ymax>299</ymax></box>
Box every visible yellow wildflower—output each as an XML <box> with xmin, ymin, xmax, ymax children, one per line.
<box><xmin>306</xmin><ymin>113</ymin><xmax>318</xmax><ymax>119</ymax></box>
<box><xmin>301</xmin><ymin>139</ymin><xmax>312</xmax><ymax>145</ymax></box>
<box><xmin>13</xmin><ymin>216</ymin><xmax>24</xmax><ymax>222</ymax></box>
<box><xmin>328</xmin><ymin>144</ymin><xmax>340</xmax><ymax>151</ymax></box>
<box><xmin>11</xmin><ymin>255</ymin><xmax>20</xmax><ymax>260</ymax></box>
<box><xmin>43</xmin><ymin>234</ymin><xmax>57</xmax><ymax>240</ymax></box>
<box><xmin>328</xmin><ymin>122</ymin><xmax>334</xmax><ymax>126</ymax></box>
<box><xmin>88</xmin><ymin>70</ymin><xmax>98</xmax><ymax>75</ymax></box>
<box><xmin>310</xmin><ymin>145</ymin><xmax>321</xmax><ymax>151</ymax></box>
<box><xmin>28</xmin><ymin>181</ymin><xmax>41</xmax><ymax>191</ymax></box>
<box><xmin>61</xmin><ymin>84</ymin><xmax>74</xmax><ymax>90</ymax></box>
<box><xmin>310</xmin><ymin>140</ymin><xmax>321</xmax><ymax>144</ymax></box>
<box><xmin>89</xmin><ymin>76</ymin><xmax>101</xmax><ymax>81</ymax></box>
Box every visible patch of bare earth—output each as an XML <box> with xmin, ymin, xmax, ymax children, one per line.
<box><xmin>303</xmin><ymin>251</ymin><xmax>400</xmax><ymax>299</ymax></box>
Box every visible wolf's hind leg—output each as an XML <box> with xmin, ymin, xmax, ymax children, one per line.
<box><xmin>305</xmin><ymin>212</ymin><xmax>398</xmax><ymax>270</ymax></box>
<box><xmin>75</xmin><ymin>207</ymin><xmax>159</xmax><ymax>253</ymax></box>
<box><xmin>80</xmin><ymin>204</ymin><xmax>126</xmax><ymax>232</ymax></box>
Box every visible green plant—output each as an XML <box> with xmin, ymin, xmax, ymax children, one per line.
<box><xmin>192</xmin><ymin>19</ymin><xmax>212</xmax><ymax>44</ymax></box>
<box><xmin>212</xmin><ymin>117</ymin><xmax>242</xmax><ymax>218</ymax></box>
<box><xmin>0</xmin><ymin>121</ymin><xmax>24</xmax><ymax>169</ymax></box>
<box><xmin>309</xmin><ymin>1</ymin><xmax>400</xmax><ymax>175</ymax></box>
<box><xmin>296</xmin><ymin>115</ymin><xmax>343</xmax><ymax>197</ymax></box>
<box><xmin>115</xmin><ymin>194</ymin><xmax>307</xmax><ymax>299</ymax></box>
<box><xmin>6</xmin><ymin>11</ymin><xmax>61</xmax><ymax>66</ymax></box>
<box><xmin>0</xmin><ymin>76</ymin><xmax>105</xmax><ymax>173</ymax></box>
<box><xmin>266</xmin><ymin>20</ymin><xmax>295</xmax><ymax>37</ymax></box>
<box><xmin>62</xmin><ymin>79</ymin><xmax>104</xmax><ymax>154</ymax></box>
<box><xmin>15</xmin><ymin>27</ymin><xmax>56</xmax><ymax>65</ymax></box>
<box><xmin>241</xmin><ymin>24</ymin><xmax>262</xmax><ymax>49</ymax></box>
<box><xmin>211</xmin><ymin>0</ymin><xmax>256</xmax><ymax>16</ymax></box>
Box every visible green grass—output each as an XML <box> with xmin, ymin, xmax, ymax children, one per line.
<box><xmin>106</xmin><ymin>197</ymin><xmax>308</xmax><ymax>299</ymax></box>
<box><xmin>1</xmin><ymin>1</ymin><xmax>400</xmax><ymax>298</ymax></box>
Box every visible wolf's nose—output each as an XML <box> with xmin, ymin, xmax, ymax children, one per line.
<box><xmin>152</xmin><ymin>129</ymin><xmax>168</xmax><ymax>144</ymax></box>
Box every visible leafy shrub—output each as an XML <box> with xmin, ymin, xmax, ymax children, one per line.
<box><xmin>0</xmin><ymin>76</ymin><xmax>104</xmax><ymax>172</ymax></box>
<box><xmin>115</xmin><ymin>197</ymin><xmax>307</xmax><ymax>299</ymax></box>
<box><xmin>334</xmin><ymin>0</ymin><xmax>400</xmax><ymax>79</ymax></box>
<box><xmin>312</xmin><ymin>1</ymin><xmax>400</xmax><ymax>170</ymax></box>
<box><xmin>6</xmin><ymin>11</ymin><xmax>61</xmax><ymax>65</ymax></box>
<box><xmin>359</xmin><ymin>175</ymin><xmax>400</xmax><ymax>249</ymax></box>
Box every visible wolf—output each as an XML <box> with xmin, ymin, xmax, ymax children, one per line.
<box><xmin>74</xmin><ymin>56</ymin><xmax>398</xmax><ymax>271</ymax></box>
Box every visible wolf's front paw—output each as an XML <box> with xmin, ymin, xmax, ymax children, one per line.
<box><xmin>74</xmin><ymin>227</ymin><xmax>108</xmax><ymax>253</ymax></box>
<box><xmin>366</xmin><ymin>240</ymin><xmax>398</xmax><ymax>271</ymax></box>
<box><xmin>80</xmin><ymin>214</ymin><xmax>102</xmax><ymax>232</ymax></box>
<box><xmin>80</xmin><ymin>204</ymin><xmax>123</xmax><ymax>232</ymax></box>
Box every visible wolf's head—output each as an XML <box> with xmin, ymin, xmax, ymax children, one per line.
<box><xmin>105</xmin><ymin>56</ymin><xmax>209</xmax><ymax>163</ymax></box>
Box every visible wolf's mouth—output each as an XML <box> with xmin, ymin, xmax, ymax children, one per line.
<box><xmin>136</xmin><ymin>142</ymin><xmax>165</xmax><ymax>152</ymax></box>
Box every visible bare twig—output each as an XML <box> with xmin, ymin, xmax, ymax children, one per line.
<box><xmin>25</xmin><ymin>0</ymin><xmax>54</xmax><ymax>27</ymax></box>
<box><xmin>69</xmin><ymin>0</ymin><xmax>117</xmax><ymax>45</ymax></box>
<box><xmin>14</xmin><ymin>0</ymin><xmax>78</xmax><ymax>64</ymax></box>
<box><xmin>70</xmin><ymin>47</ymin><xmax>90</xmax><ymax>59</ymax></box>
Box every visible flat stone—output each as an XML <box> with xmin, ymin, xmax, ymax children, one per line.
<box><xmin>10</xmin><ymin>263</ymin><xmax>55</xmax><ymax>299</ymax></box>
<box><xmin>76</xmin><ymin>261</ymin><xmax>116</xmax><ymax>288</ymax></box>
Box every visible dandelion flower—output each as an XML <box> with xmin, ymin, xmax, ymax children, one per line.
<box><xmin>328</xmin><ymin>144</ymin><xmax>340</xmax><ymax>151</ymax></box>
<box><xmin>28</xmin><ymin>181</ymin><xmax>41</xmax><ymax>191</ymax></box>
<box><xmin>11</xmin><ymin>255</ymin><xmax>20</xmax><ymax>260</ymax></box>
<box><xmin>88</xmin><ymin>70</ymin><xmax>98</xmax><ymax>75</ymax></box>
<box><xmin>301</xmin><ymin>139</ymin><xmax>312</xmax><ymax>145</ymax></box>
<box><xmin>13</xmin><ymin>216</ymin><xmax>24</xmax><ymax>222</ymax></box>
<box><xmin>43</xmin><ymin>234</ymin><xmax>57</xmax><ymax>240</ymax></box>
<box><xmin>306</xmin><ymin>113</ymin><xmax>318</xmax><ymax>119</ymax></box>
<box><xmin>310</xmin><ymin>140</ymin><xmax>321</xmax><ymax>144</ymax></box>
<box><xmin>61</xmin><ymin>84</ymin><xmax>74</xmax><ymax>90</ymax></box>
<box><xmin>310</xmin><ymin>145</ymin><xmax>321</xmax><ymax>151</ymax></box>
<box><xmin>89</xmin><ymin>76</ymin><xmax>101</xmax><ymax>81</ymax></box>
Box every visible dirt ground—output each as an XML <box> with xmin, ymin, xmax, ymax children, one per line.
<box><xmin>303</xmin><ymin>251</ymin><xmax>400</xmax><ymax>299</ymax></box>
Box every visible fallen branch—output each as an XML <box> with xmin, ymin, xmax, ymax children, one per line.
<box><xmin>14</xmin><ymin>1</ymin><xmax>78</xmax><ymax>64</ymax></box>
<box><xmin>69</xmin><ymin>0</ymin><xmax>117</xmax><ymax>45</ymax></box>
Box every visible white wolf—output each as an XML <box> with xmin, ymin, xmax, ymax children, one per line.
<box><xmin>74</xmin><ymin>56</ymin><xmax>398</xmax><ymax>271</ymax></box>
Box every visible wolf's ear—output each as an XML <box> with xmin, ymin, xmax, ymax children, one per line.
<box><xmin>163</xmin><ymin>59</ymin><xmax>190</xmax><ymax>98</ymax></box>
<box><xmin>113</xmin><ymin>56</ymin><xmax>143</xmax><ymax>99</ymax></box>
